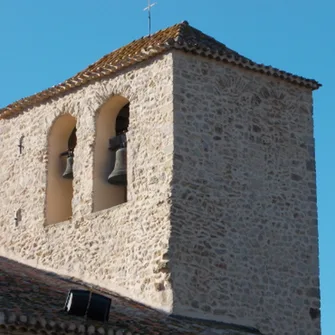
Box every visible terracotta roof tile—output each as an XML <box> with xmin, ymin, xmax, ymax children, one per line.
<box><xmin>0</xmin><ymin>21</ymin><xmax>321</xmax><ymax>120</ymax></box>
<box><xmin>0</xmin><ymin>256</ymin><xmax>262</xmax><ymax>335</ymax></box>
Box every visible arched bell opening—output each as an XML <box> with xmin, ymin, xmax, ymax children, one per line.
<box><xmin>46</xmin><ymin>114</ymin><xmax>77</xmax><ymax>225</ymax></box>
<box><xmin>93</xmin><ymin>96</ymin><xmax>129</xmax><ymax>213</ymax></box>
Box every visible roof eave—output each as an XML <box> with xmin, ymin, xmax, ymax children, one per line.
<box><xmin>0</xmin><ymin>45</ymin><xmax>172</xmax><ymax>120</ymax></box>
<box><xmin>172</xmin><ymin>41</ymin><xmax>321</xmax><ymax>90</ymax></box>
<box><xmin>0</xmin><ymin>28</ymin><xmax>321</xmax><ymax>120</ymax></box>
<box><xmin>0</xmin><ymin>310</ymin><xmax>130</xmax><ymax>335</ymax></box>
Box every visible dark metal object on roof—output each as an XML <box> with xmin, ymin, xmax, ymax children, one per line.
<box><xmin>64</xmin><ymin>289</ymin><xmax>111</xmax><ymax>322</ymax></box>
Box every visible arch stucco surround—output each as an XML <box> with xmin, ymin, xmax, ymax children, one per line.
<box><xmin>45</xmin><ymin>114</ymin><xmax>76</xmax><ymax>225</ymax></box>
<box><xmin>93</xmin><ymin>95</ymin><xmax>129</xmax><ymax>212</ymax></box>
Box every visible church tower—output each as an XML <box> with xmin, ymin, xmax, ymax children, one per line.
<box><xmin>0</xmin><ymin>21</ymin><xmax>321</xmax><ymax>335</ymax></box>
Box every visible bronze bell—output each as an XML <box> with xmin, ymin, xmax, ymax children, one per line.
<box><xmin>108</xmin><ymin>134</ymin><xmax>127</xmax><ymax>185</ymax></box>
<box><xmin>62</xmin><ymin>152</ymin><xmax>74</xmax><ymax>179</ymax></box>
<box><xmin>60</xmin><ymin>128</ymin><xmax>77</xmax><ymax>180</ymax></box>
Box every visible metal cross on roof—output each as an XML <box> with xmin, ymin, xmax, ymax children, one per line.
<box><xmin>143</xmin><ymin>0</ymin><xmax>157</xmax><ymax>36</ymax></box>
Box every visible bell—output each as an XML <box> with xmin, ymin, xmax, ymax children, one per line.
<box><xmin>60</xmin><ymin>128</ymin><xmax>76</xmax><ymax>180</ymax></box>
<box><xmin>62</xmin><ymin>153</ymin><xmax>74</xmax><ymax>179</ymax></box>
<box><xmin>108</xmin><ymin>147</ymin><xmax>127</xmax><ymax>185</ymax></box>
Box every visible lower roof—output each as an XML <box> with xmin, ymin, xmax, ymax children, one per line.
<box><xmin>0</xmin><ymin>256</ymin><xmax>262</xmax><ymax>335</ymax></box>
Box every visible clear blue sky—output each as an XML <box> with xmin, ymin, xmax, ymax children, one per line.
<box><xmin>0</xmin><ymin>0</ymin><xmax>333</xmax><ymax>333</ymax></box>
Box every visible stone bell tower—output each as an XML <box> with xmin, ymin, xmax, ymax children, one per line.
<box><xmin>0</xmin><ymin>21</ymin><xmax>321</xmax><ymax>335</ymax></box>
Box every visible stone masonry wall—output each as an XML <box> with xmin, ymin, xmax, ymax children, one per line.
<box><xmin>0</xmin><ymin>54</ymin><xmax>175</xmax><ymax>311</ymax></box>
<box><xmin>169</xmin><ymin>50</ymin><xmax>320</xmax><ymax>335</ymax></box>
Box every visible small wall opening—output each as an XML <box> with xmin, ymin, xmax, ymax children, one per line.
<box><xmin>46</xmin><ymin>114</ymin><xmax>77</xmax><ymax>225</ymax></box>
<box><xmin>93</xmin><ymin>96</ymin><xmax>129</xmax><ymax>212</ymax></box>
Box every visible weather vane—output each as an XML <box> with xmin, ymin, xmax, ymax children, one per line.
<box><xmin>144</xmin><ymin>0</ymin><xmax>157</xmax><ymax>36</ymax></box>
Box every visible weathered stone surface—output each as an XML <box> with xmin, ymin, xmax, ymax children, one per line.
<box><xmin>0</xmin><ymin>49</ymin><xmax>320</xmax><ymax>335</ymax></box>
<box><xmin>0</xmin><ymin>54</ymin><xmax>175</xmax><ymax>312</ymax></box>
<box><xmin>169</xmin><ymin>51</ymin><xmax>320</xmax><ymax>335</ymax></box>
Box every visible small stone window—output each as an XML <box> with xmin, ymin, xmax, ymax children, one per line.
<box><xmin>46</xmin><ymin>114</ymin><xmax>76</xmax><ymax>225</ymax></box>
<box><xmin>93</xmin><ymin>96</ymin><xmax>129</xmax><ymax>212</ymax></box>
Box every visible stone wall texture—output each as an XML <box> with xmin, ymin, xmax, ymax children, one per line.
<box><xmin>169</xmin><ymin>50</ymin><xmax>320</xmax><ymax>334</ymax></box>
<box><xmin>0</xmin><ymin>54</ymin><xmax>175</xmax><ymax>311</ymax></box>
<box><xmin>0</xmin><ymin>49</ymin><xmax>320</xmax><ymax>335</ymax></box>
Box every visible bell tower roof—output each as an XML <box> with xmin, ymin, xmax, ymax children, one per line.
<box><xmin>0</xmin><ymin>20</ymin><xmax>320</xmax><ymax>120</ymax></box>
